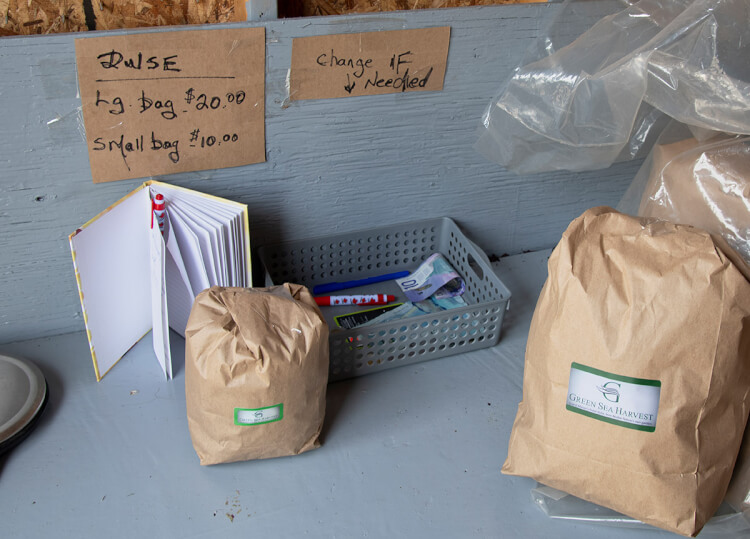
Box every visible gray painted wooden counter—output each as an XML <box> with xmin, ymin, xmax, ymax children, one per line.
<box><xmin>0</xmin><ymin>252</ymin><xmax>693</xmax><ymax>538</ymax></box>
<box><xmin>0</xmin><ymin>3</ymin><xmax>642</xmax><ymax>343</ymax></box>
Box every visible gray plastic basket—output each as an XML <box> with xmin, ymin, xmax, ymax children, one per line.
<box><xmin>258</xmin><ymin>217</ymin><xmax>511</xmax><ymax>382</ymax></box>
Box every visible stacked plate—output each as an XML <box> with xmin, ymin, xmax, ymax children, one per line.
<box><xmin>0</xmin><ymin>354</ymin><xmax>48</xmax><ymax>455</ymax></box>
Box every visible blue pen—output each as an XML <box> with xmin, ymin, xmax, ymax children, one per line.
<box><xmin>313</xmin><ymin>271</ymin><xmax>410</xmax><ymax>295</ymax></box>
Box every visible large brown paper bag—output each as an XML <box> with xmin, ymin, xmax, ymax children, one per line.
<box><xmin>503</xmin><ymin>207</ymin><xmax>750</xmax><ymax>537</ymax></box>
<box><xmin>185</xmin><ymin>284</ymin><xmax>329</xmax><ymax>465</ymax></box>
<box><xmin>637</xmin><ymin>135</ymin><xmax>750</xmax><ymax>264</ymax></box>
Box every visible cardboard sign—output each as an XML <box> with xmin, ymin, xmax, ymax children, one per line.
<box><xmin>75</xmin><ymin>28</ymin><xmax>265</xmax><ymax>183</ymax></box>
<box><xmin>290</xmin><ymin>27</ymin><xmax>450</xmax><ymax>101</ymax></box>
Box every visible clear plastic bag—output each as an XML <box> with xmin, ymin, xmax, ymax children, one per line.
<box><xmin>618</xmin><ymin>121</ymin><xmax>750</xmax><ymax>265</ymax></box>
<box><xmin>477</xmin><ymin>0</ymin><xmax>750</xmax><ymax>174</ymax></box>
<box><xmin>531</xmin><ymin>484</ymin><xmax>750</xmax><ymax>537</ymax></box>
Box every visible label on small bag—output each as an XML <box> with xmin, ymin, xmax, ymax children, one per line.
<box><xmin>234</xmin><ymin>404</ymin><xmax>284</xmax><ymax>426</ymax></box>
<box><xmin>566</xmin><ymin>363</ymin><xmax>660</xmax><ymax>432</ymax></box>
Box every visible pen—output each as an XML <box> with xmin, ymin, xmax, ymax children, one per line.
<box><xmin>315</xmin><ymin>294</ymin><xmax>396</xmax><ymax>306</ymax></box>
<box><xmin>312</xmin><ymin>271</ymin><xmax>410</xmax><ymax>295</ymax></box>
<box><xmin>152</xmin><ymin>193</ymin><xmax>165</xmax><ymax>233</ymax></box>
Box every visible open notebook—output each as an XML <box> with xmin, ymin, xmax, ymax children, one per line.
<box><xmin>69</xmin><ymin>181</ymin><xmax>251</xmax><ymax>381</ymax></box>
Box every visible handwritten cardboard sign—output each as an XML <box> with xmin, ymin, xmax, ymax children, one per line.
<box><xmin>75</xmin><ymin>28</ymin><xmax>265</xmax><ymax>183</ymax></box>
<box><xmin>290</xmin><ymin>27</ymin><xmax>450</xmax><ymax>101</ymax></box>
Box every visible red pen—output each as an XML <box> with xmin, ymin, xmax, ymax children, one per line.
<box><xmin>152</xmin><ymin>193</ymin><xmax>165</xmax><ymax>233</ymax></box>
<box><xmin>315</xmin><ymin>294</ymin><xmax>395</xmax><ymax>306</ymax></box>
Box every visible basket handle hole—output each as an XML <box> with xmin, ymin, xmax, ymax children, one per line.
<box><xmin>467</xmin><ymin>254</ymin><xmax>484</xmax><ymax>281</ymax></box>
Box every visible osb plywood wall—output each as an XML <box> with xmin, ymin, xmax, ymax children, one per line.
<box><xmin>280</xmin><ymin>0</ymin><xmax>539</xmax><ymax>18</ymax></box>
<box><xmin>0</xmin><ymin>0</ymin><xmax>244</xmax><ymax>35</ymax></box>
<box><xmin>1</xmin><ymin>0</ymin><xmax>539</xmax><ymax>35</ymax></box>
<box><xmin>0</xmin><ymin>0</ymin><xmax>86</xmax><ymax>35</ymax></box>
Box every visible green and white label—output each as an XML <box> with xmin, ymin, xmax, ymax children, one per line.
<box><xmin>234</xmin><ymin>404</ymin><xmax>284</xmax><ymax>426</ymax></box>
<box><xmin>566</xmin><ymin>363</ymin><xmax>661</xmax><ymax>432</ymax></box>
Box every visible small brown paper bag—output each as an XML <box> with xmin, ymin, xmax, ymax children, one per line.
<box><xmin>503</xmin><ymin>207</ymin><xmax>750</xmax><ymax>536</ymax></box>
<box><xmin>185</xmin><ymin>284</ymin><xmax>329</xmax><ymax>465</ymax></box>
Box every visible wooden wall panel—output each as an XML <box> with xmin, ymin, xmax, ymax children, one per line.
<box><xmin>0</xmin><ymin>3</ymin><xmax>642</xmax><ymax>342</ymax></box>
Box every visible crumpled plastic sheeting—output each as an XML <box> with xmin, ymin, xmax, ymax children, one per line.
<box><xmin>476</xmin><ymin>0</ymin><xmax>750</xmax><ymax>174</ymax></box>
<box><xmin>531</xmin><ymin>484</ymin><xmax>750</xmax><ymax>538</ymax></box>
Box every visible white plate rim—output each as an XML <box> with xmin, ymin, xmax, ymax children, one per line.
<box><xmin>0</xmin><ymin>354</ymin><xmax>47</xmax><ymax>443</ymax></box>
